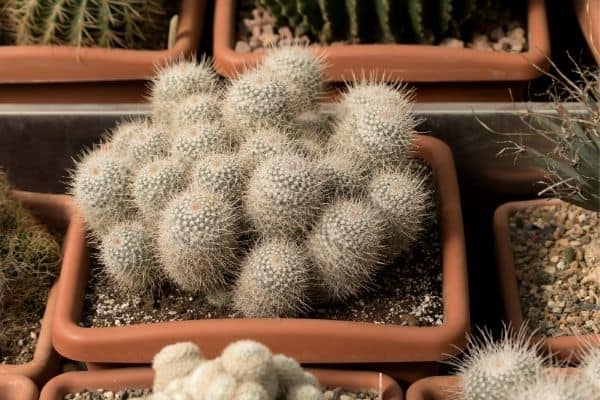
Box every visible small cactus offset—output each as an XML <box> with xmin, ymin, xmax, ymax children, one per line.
<box><xmin>192</xmin><ymin>153</ymin><xmax>248</xmax><ymax>203</ymax></box>
<box><xmin>7</xmin><ymin>0</ymin><xmax>169</xmax><ymax>48</ymax></box>
<box><xmin>171</xmin><ymin>122</ymin><xmax>233</xmax><ymax>166</ymax></box>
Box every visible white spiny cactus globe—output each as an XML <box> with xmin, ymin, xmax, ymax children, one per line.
<box><xmin>152</xmin><ymin>342</ymin><xmax>203</xmax><ymax>393</ymax></box>
<box><xmin>233</xmin><ymin>381</ymin><xmax>270</xmax><ymax>400</ymax></box>
<box><xmin>273</xmin><ymin>354</ymin><xmax>318</xmax><ymax>394</ymax></box>
<box><xmin>172</xmin><ymin>122</ymin><xmax>232</xmax><ymax>165</ymax></box>
<box><xmin>238</xmin><ymin>127</ymin><xmax>294</xmax><ymax>170</ymax></box>
<box><xmin>192</xmin><ymin>153</ymin><xmax>247</xmax><ymax>203</ymax></box>
<box><xmin>580</xmin><ymin>345</ymin><xmax>600</xmax><ymax>392</ymax></box>
<box><xmin>221</xmin><ymin>340</ymin><xmax>278</xmax><ymax>398</ymax></box>
<box><xmin>286</xmin><ymin>384</ymin><xmax>323</xmax><ymax>400</ymax></box>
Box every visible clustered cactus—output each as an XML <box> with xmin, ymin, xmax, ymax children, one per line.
<box><xmin>145</xmin><ymin>340</ymin><xmax>321</xmax><ymax>400</ymax></box>
<box><xmin>71</xmin><ymin>46</ymin><xmax>431</xmax><ymax>317</ymax></box>
<box><xmin>450</xmin><ymin>326</ymin><xmax>600</xmax><ymax>400</ymax></box>
<box><xmin>3</xmin><ymin>0</ymin><xmax>170</xmax><ymax>49</ymax></box>
<box><xmin>0</xmin><ymin>169</ymin><xmax>61</xmax><ymax>311</ymax></box>
<box><xmin>257</xmin><ymin>0</ymin><xmax>505</xmax><ymax>44</ymax></box>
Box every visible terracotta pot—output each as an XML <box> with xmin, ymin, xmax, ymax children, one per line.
<box><xmin>0</xmin><ymin>375</ymin><xmax>38</xmax><ymax>400</ymax></box>
<box><xmin>574</xmin><ymin>0</ymin><xmax>600</xmax><ymax>64</ymax></box>
<box><xmin>52</xmin><ymin>135</ymin><xmax>468</xmax><ymax>370</ymax></box>
<box><xmin>213</xmin><ymin>0</ymin><xmax>550</xmax><ymax>91</ymax></box>
<box><xmin>0</xmin><ymin>0</ymin><xmax>204</xmax><ymax>84</ymax></box>
<box><xmin>40</xmin><ymin>367</ymin><xmax>403</xmax><ymax>400</ymax></box>
<box><xmin>0</xmin><ymin>191</ymin><xmax>76</xmax><ymax>385</ymax></box>
<box><xmin>494</xmin><ymin>199</ymin><xmax>600</xmax><ymax>362</ymax></box>
<box><xmin>405</xmin><ymin>369</ymin><xmax>580</xmax><ymax>399</ymax></box>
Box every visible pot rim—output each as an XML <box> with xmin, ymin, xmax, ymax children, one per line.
<box><xmin>0</xmin><ymin>374</ymin><xmax>38</xmax><ymax>400</ymax></box>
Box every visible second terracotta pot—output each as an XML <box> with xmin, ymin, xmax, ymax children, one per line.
<box><xmin>52</xmin><ymin>135</ymin><xmax>468</xmax><ymax>380</ymax></box>
<box><xmin>0</xmin><ymin>375</ymin><xmax>38</xmax><ymax>400</ymax></box>
<box><xmin>40</xmin><ymin>368</ymin><xmax>403</xmax><ymax>400</ymax></box>
<box><xmin>494</xmin><ymin>199</ymin><xmax>600</xmax><ymax>362</ymax></box>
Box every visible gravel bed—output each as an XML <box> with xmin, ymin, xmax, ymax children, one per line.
<box><xmin>64</xmin><ymin>387</ymin><xmax>381</xmax><ymax>400</ymax></box>
<box><xmin>510</xmin><ymin>203</ymin><xmax>600</xmax><ymax>337</ymax></box>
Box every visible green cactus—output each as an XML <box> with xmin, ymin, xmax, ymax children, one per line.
<box><xmin>7</xmin><ymin>0</ymin><xmax>168</xmax><ymax>48</ymax></box>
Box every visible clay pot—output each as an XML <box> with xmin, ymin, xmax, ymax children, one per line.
<box><xmin>494</xmin><ymin>199</ymin><xmax>600</xmax><ymax>362</ymax></box>
<box><xmin>0</xmin><ymin>191</ymin><xmax>76</xmax><ymax>385</ymax></box>
<box><xmin>213</xmin><ymin>0</ymin><xmax>550</xmax><ymax>100</ymax></box>
<box><xmin>0</xmin><ymin>375</ymin><xmax>38</xmax><ymax>400</ymax></box>
<box><xmin>574</xmin><ymin>0</ymin><xmax>600</xmax><ymax>64</ymax></box>
<box><xmin>40</xmin><ymin>367</ymin><xmax>403</xmax><ymax>400</ymax></box>
<box><xmin>52</xmin><ymin>135</ymin><xmax>468</xmax><ymax>379</ymax></box>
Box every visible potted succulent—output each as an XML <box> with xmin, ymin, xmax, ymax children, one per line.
<box><xmin>213</xmin><ymin>0</ymin><xmax>551</xmax><ymax>101</ymax></box>
<box><xmin>41</xmin><ymin>340</ymin><xmax>404</xmax><ymax>399</ymax></box>
<box><xmin>492</xmin><ymin>66</ymin><xmax>599</xmax><ymax>361</ymax></box>
<box><xmin>0</xmin><ymin>172</ymin><xmax>74</xmax><ymax>385</ymax></box>
<box><xmin>0</xmin><ymin>0</ymin><xmax>205</xmax><ymax>102</ymax></box>
<box><xmin>52</xmin><ymin>47</ymin><xmax>468</xmax><ymax>384</ymax></box>
<box><xmin>405</xmin><ymin>328</ymin><xmax>599</xmax><ymax>400</ymax></box>
<box><xmin>574</xmin><ymin>0</ymin><xmax>600</xmax><ymax>64</ymax></box>
<box><xmin>0</xmin><ymin>375</ymin><xmax>38</xmax><ymax>400</ymax></box>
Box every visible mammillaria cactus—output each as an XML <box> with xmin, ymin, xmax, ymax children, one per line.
<box><xmin>126</xmin><ymin>123</ymin><xmax>171</xmax><ymax>168</ymax></box>
<box><xmin>233</xmin><ymin>239</ymin><xmax>311</xmax><ymax>317</ymax></box>
<box><xmin>204</xmin><ymin>374</ymin><xmax>238</xmax><ymax>400</ymax></box>
<box><xmin>238</xmin><ymin>127</ymin><xmax>295</xmax><ymax>170</ymax></box>
<box><xmin>171</xmin><ymin>122</ymin><xmax>233</xmax><ymax>166</ymax></box>
<box><xmin>152</xmin><ymin>342</ymin><xmax>204</xmax><ymax>393</ymax></box>
<box><xmin>368</xmin><ymin>167</ymin><xmax>431</xmax><ymax>255</ymax></box>
<box><xmin>261</xmin><ymin>46</ymin><xmax>326</xmax><ymax>111</ymax></box>
<box><xmin>70</xmin><ymin>149</ymin><xmax>133</xmax><ymax>234</ymax></box>
<box><xmin>581</xmin><ymin>345</ymin><xmax>600</xmax><ymax>392</ymax></box>
<box><xmin>286</xmin><ymin>384</ymin><xmax>323</xmax><ymax>400</ymax></box>
<box><xmin>133</xmin><ymin>159</ymin><xmax>188</xmax><ymax>221</ymax></box>
<box><xmin>7</xmin><ymin>0</ymin><xmax>168</xmax><ymax>48</ymax></box>
<box><xmin>171</xmin><ymin>93</ymin><xmax>222</xmax><ymax>127</ymax></box>
<box><xmin>192</xmin><ymin>153</ymin><xmax>248</xmax><ymax>203</ymax></box>
<box><xmin>221</xmin><ymin>340</ymin><xmax>278</xmax><ymax>398</ymax></box>
<box><xmin>105</xmin><ymin>119</ymin><xmax>148</xmax><ymax>156</ymax></box>
<box><xmin>99</xmin><ymin>221</ymin><xmax>161</xmax><ymax>293</ymax></box>
<box><xmin>308</xmin><ymin>199</ymin><xmax>388</xmax><ymax>301</ymax></box>
<box><xmin>157</xmin><ymin>188</ymin><xmax>239</xmax><ymax>294</ymax></box>
<box><xmin>513</xmin><ymin>372</ymin><xmax>596</xmax><ymax>400</ymax></box>
<box><xmin>339</xmin><ymin>80</ymin><xmax>415</xmax><ymax>115</ymax></box>
<box><xmin>234</xmin><ymin>382</ymin><xmax>270</xmax><ymax>400</ymax></box>
<box><xmin>222</xmin><ymin>69</ymin><xmax>295</xmax><ymax>132</ymax></box>
<box><xmin>316</xmin><ymin>152</ymin><xmax>367</xmax><ymax>199</ymax></box>
<box><xmin>273</xmin><ymin>354</ymin><xmax>318</xmax><ymax>394</ymax></box>
<box><xmin>186</xmin><ymin>359</ymin><xmax>226</xmax><ymax>396</ymax></box>
<box><xmin>245</xmin><ymin>154</ymin><xmax>323</xmax><ymax>237</ymax></box>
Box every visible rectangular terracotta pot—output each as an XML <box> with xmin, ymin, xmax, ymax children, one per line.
<box><xmin>574</xmin><ymin>0</ymin><xmax>600</xmax><ymax>64</ymax></box>
<box><xmin>52</xmin><ymin>135</ymin><xmax>469</xmax><ymax>369</ymax></box>
<box><xmin>0</xmin><ymin>0</ymin><xmax>205</xmax><ymax>84</ymax></box>
<box><xmin>494</xmin><ymin>199</ymin><xmax>600</xmax><ymax>362</ymax></box>
<box><xmin>0</xmin><ymin>375</ymin><xmax>38</xmax><ymax>400</ymax></box>
<box><xmin>213</xmin><ymin>0</ymin><xmax>550</xmax><ymax>84</ymax></box>
<box><xmin>40</xmin><ymin>367</ymin><xmax>403</xmax><ymax>400</ymax></box>
<box><xmin>0</xmin><ymin>191</ymin><xmax>76</xmax><ymax>385</ymax></box>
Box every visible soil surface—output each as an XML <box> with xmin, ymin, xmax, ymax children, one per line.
<box><xmin>510</xmin><ymin>203</ymin><xmax>600</xmax><ymax>337</ymax></box>
<box><xmin>64</xmin><ymin>387</ymin><xmax>381</xmax><ymax>400</ymax></box>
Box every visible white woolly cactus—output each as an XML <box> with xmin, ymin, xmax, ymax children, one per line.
<box><xmin>99</xmin><ymin>221</ymin><xmax>160</xmax><ymax>293</ymax></box>
<box><xmin>105</xmin><ymin>118</ymin><xmax>148</xmax><ymax>156</ymax></box>
<box><xmin>331</xmin><ymin>101</ymin><xmax>418</xmax><ymax>168</ymax></box>
<box><xmin>261</xmin><ymin>46</ymin><xmax>326</xmax><ymax>111</ymax></box>
<box><xmin>316</xmin><ymin>152</ymin><xmax>367</xmax><ymax>199</ymax></box>
<box><xmin>222</xmin><ymin>69</ymin><xmax>294</xmax><ymax>131</ymax></box>
<box><xmin>204</xmin><ymin>374</ymin><xmax>238</xmax><ymax>400</ymax></box>
<box><xmin>234</xmin><ymin>382</ymin><xmax>270</xmax><ymax>400</ymax></box>
<box><xmin>186</xmin><ymin>359</ymin><xmax>225</xmax><ymax>396</ymax></box>
<box><xmin>233</xmin><ymin>239</ymin><xmax>311</xmax><ymax>317</ymax></box>
<box><xmin>339</xmin><ymin>80</ymin><xmax>415</xmax><ymax>113</ymax></box>
<box><xmin>273</xmin><ymin>354</ymin><xmax>318</xmax><ymax>394</ymax></box>
<box><xmin>238</xmin><ymin>127</ymin><xmax>294</xmax><ymax>170</ymax></box>
<box><xmin>125</xmin><ymin>122</ymin><xmax>171</xmax><ymax>168</ymax></box>
<box><xmin>192</xmin><ymin>153</ymin><xmax>247</xmax><ymax>203</ymax></box>
<box><xmin>245</xmin><ymin>154</ymin><xmax>322</xmax><ymax>237</ymax></box>
<box><xmin>157</xmin><ymin>188</ymin><xmax>239</xmax><ymax>294</ymax></box>
<box><xmin>580</xmin><ymin>345</ymin><xmax>600</xmax><ymax>392</ymax></box>
<box><xmin>513</xmin><ymin>372</ymin><xmax>596</xmax><ymax>400</ymax></box>
<box><xmin>171</xmin><ymin>93</ymin><xmax>222</xmax><ymax>127</ymax></box>
<box><xmin>221</xmin><ymin>340</ymin><xmax>278</xmax><ymax>398</ymax></box>
<box><xmin>287</xmin><ymin>384</ymin><xmax>324</xmax><ymax>400</ymax></box>
<box><xmin>132</xmin><ymin>159</ymin><xmax>188</xmax><ymax>221</ymax></box>
<box><xmin>70</xmin><ymin>149</ymin><xmax>133</xmax><ymax>234</ymax></box>
<box><xmin>172</xmin><ymin>122</ymin><xmax>233</xmax><ymax>165</ymax></box>
<box><xmin>308</xmin><ymin>199</ymin><xmax>388</xmax><ymax>301</ymax></box>
<box><xmin>152</xmin><ymin>342</ymin><xmax>203</xmax><ymax>393</ymax></box>
<box><xmin>368</xmin><ymin>166</ymin><xmax>431</xmax><ymax>256</ymax></box>
<box><xmin>452</xmin><ymin>327</ymin><xmax>547</xmax><ymax>400</ymax></box>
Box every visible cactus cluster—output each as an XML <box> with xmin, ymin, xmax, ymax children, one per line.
<box><xmin>450</xmin><ymin>326</ymin><xmax>600</xmax><ymax>400</ymax></box>
<box><xmin>147</xmin><ymin>340</ymin><xmax>321</xmax><ymax>400</ymax></box>
<box><xmin>4</xmin><ymin>0</ymin><xmax>170</xmax><ymax>48</ymax></box>
<box><xmin>71</xmin><ymin>46</ymin><xmax>431</xmax><ymax>317</ymax></box>
<box><xmin>0</xmin><ymin>169</ymin><xmax>61</xmax><ymax>310</ymax></box>
<box><xmin>257</xmin><ymin>0</ymin><xmax>504</xmax><ymax>44</ymax></box>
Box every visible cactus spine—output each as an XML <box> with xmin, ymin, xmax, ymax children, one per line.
<box><xmin>192</xmin><ymin>153</ymin><xmax>248</xmax><ymax>203</ymax></box>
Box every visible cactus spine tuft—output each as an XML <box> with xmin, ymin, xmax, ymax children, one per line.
<box><xmin>192</xmin><ymin>153</ymin><xmax>247</xmax><ymax>203</ymax></box>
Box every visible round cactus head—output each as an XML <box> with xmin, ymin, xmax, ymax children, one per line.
<box><xmin>451</xmin><ymin>326</ymin><xmax>547</xmax><ymax>400</ymax></box>
<box><xmin>186</xmin><ymin>358</ymin><xmax>225</xmax><ymax>396</ymax></box>
<box><xmin>316</xmin><ymin>152</ymin><xmax>367</xmax><ymax>199</ymax></box>
<box><xmin>331</xmin><ymin>101</ymin><xmax>418</xmax><ymax>168</ymax></box>
<box><xmin>233</xmin><ymin>239</ymin><xmax>311</xmax><ymax>317</ymax></box>
<box><xmin>308</xmin><ymin>199</ymin><xmax>388</xmax><ymax>301</ymax></box>
<box><xmin>192</xmin><ymin>153</ymin><xmax>248</xmax><ymax>203</ymax></box>
<box><xmin>368</xmin><ymin>166</ymin><xmax>431</xmax><ymax>256</ymax></box>
<box><xmin>580</xmin><ymin>344</ymin><xmax>600</xmax><ymax>392</ymax></box>
<box><xmin>513</xmin><ymin>372</ymin><xmax>594</xmax><ymax>400</ymax></box>
<box><xmin>157</xmin><ymin>188</ymin><xmax>239</xmax><ymax>293</ymax></box>
<box><xmin>238</xmin><ymin>127</ymin><xmax>295</xmax><ymax>170</ymax></box>
<box><xmin>286</xmin><ymin>384</ymin><xmax>324</xmax><ymax>400</ymax></box>
<box><xmin>172</xmin><ymin>122</ymin><xmax>232</xmax><ymax>166</ymax></box>
<box><xmin>221</xmin><ymin>340</ymin><xmax>276</xmax><ymax>396</ymax></box>
<box><xmin>245</xmin><ymin>154</ymin><xmax>323</xmax><ymax>237</ymax></box>
<box><xmin>99</xmin><ymin>220</ymin><xmax>160</xmax><ymax>293</ymax></box>
<box><xmin>70</xmin><ymin>149</ymin><xmax>133</xmax><ymax>234</ymax></box>
<box><xmin>171</xmin><ymin>93</ymin><xmax>222</xmax><ymax>127</ymax></box>
<box><xmin>273</xmin><ymin>354</ymin><xmax>319</xmax><ymax>394</ymax></box>
<box><xmin>222</xmin><ymin>69</ymin><xmax>294</xmax><ymax>131</ymax></box>
<box><xmin>125</xmin><ymin>122</ymin><xmax>171</xmax><ymax>168</ymax></box>
<box><xmin>204</xmin><ymin>373</ymin><xmax>238</xmax><ymax>400</ymax></box>
<box><xmin>152</xmin><ymin>342</ymin><xmax>203</xmax><ymax>393</ymax></box>
<box><xmin>340</xmin><ymin>79</ymin><xmax>415</xmax><ymax>113</ymax></box>
<box><xmin>132</xmin><ymin>159</ymin><xmax>188</xmax><ymax>221</ymax></box>
<box><xmin>151</xmin><ymin>58</ymin><xmax>219</xmax><ymax>104</ymax></box>
<box><xmin>262</xmin><ymin>46</ymin><xmax>326</xmax><ymax>111</ymax></box>
<box><xmin>105</xmin><ymin>118</ymin><xmax>148</xmax><ymax>156</ymax></box>
<box><xmin>234</xmin><ymin>381</ymin><xmax>270</xmax><ymax>400</ymax></box>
